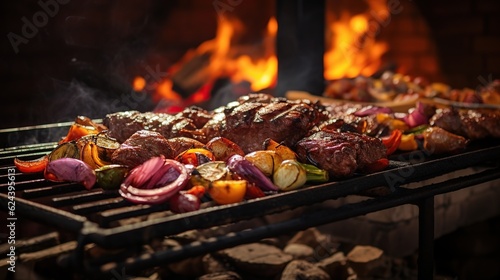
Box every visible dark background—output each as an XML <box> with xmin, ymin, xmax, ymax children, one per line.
<box><xmin>1</xmin><ymin>0</ymin><xmax>499</xmax><ymax>130</ymax></box>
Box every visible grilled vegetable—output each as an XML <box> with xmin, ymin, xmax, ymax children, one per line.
<box><xmin>403</xmin><ymin>101</ymin><xmax>429</xmax><ymax>128</ymax></box>
<box><xmin>59</xmin><ymin>124</ymin><xmax>98</xmax><ymax>144</ymax></box>
<box><xmin>80</xmin><ymin>142</ymin><xmax>111</xmax><ymax>169</ymax></box>
<box><xmin>381</xmin><ymin>129</ymin><xmax>403</xmax><ymax>155</ymax></box>
<box><xmin>14</xmin><ymin>155</ymin><xmax>49</xmax><ymax>174</ymax></box>
<box><xmin>169</xmin><ymin>192</ymin><xmax>201</xmax><ymax>213</ymax></box>
<box><xmin>208</xmin><ymin>180</ymin><xmax>247</xmax><ymax>205</ymax></box>
<box><xmin>205</xmin><ymin>137</ymin><xmax>245</xmax><ymax>161</ymax></box>
<box><xmin>263</xmin><ymin>138</ymin><xmax>297</xmax><ymax>161</ymax></box>
<box><xmin>398</xmin><ymin>134</ymin><xmax>419</xmax><ymax>151</ymax></box>
<box><xmin>95</xmin><ymin>165</ymin><xmax>129</xmax><ymax>190</ymax></box>
<box><xmin>119</xmin><ymin>157</ymin><xmax>189</xmax><ymax>204</ymax></box>
<box><xmin>189</xmin><ymin>161</ymin><xmax>231</xmax><ymax>188</ymax></box>
<box><xmin>376</xmin><ymin>113</ymin><xmax>408</xmax><ymax>131</ymax></box>
<box><xmin>362</xmin><ymin>158</ymin><xmax>390</xmax><ymax>173</ymax></box>
<box><xmin>244</xmin><ymin>183</ymin><xmax>266</xmax><ymax>199</ymax></box>
<box><xmin>226</xmin><ymin>154</ymin><xmax>278</xmax><ymax>192</ymax></box>
<box><xmin>45</xmin><ymin>158</ymin><xmax>96</xmax><ymax>190</ymax></box>
<box><xmin>175</xmin><ymin>148</ymin><xmax>215</xmax><ymax>166</ymax></box>
<box><xmin>299</xmin><ymin>162</ymin><xmax>329</xmax><ymax>183</ymax></box>
<box><xmin>74</xmin><ymin>115</ymin><xmax>107</xmax><ymax>131</ymax></box>
<box><xmin>244</xmin><ymin>150</ymin><xmax>283</xmax><ymax>177</ymax></box>
<box><xmin>94</xmin><ymin>134</ymin><xmax>120</xmax><ymax>161</ymax></box>
<box><xmin>273</xmin><ymin>160</ymin><xmax>307</xmax><ymax>191</ymax></box>
<box><xmin>49</xmin><ymin>142</ymin><xmax>79</xmax><ymax>161</ymax></box>
<box><xmin>185</xmin><ymin>185</ymin><xmax>206</xmax><ymax>198</ymax></box>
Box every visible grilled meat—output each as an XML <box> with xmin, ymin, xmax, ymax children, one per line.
<box><xmin>202</xmin><ymin>96</ymin><xmax>324</xmax><ymax>154</ymax></box>
<box><xmin>166</xmin><ymin>137</ymin><xmax>205</xmax><ymax>158</ymax></box>
<box><xmin>175</xmin><ymin>106</ymin><xmax>214</xmax><ymax>129</ymax></box>
<box><xmin>111</xmin><ymin>130</ymin><xmax>174</xmax><ymax>168</ymax></box>
<box><xmin>103</xmin><ymin>111</ymin><xmax>202</xmax><ymax>143</ymax></box>
<box><xmin>105</xmin><ymin>93</ymin><xmax>387</xmax><ymax>177</ymax></box>
<box><xmin>295</xmin><ymin>131</ymin><xmax>387</xmax><ymax>177</ymax></box>
<box><xmin>423</xmin><ymin>127</ymin><xmax>469</xmax><ymax>154</ymax></box>
<box><xmin>430</xmin><ymin>108</ymin><xmax>500</xmax><ymax>139</ymax></box>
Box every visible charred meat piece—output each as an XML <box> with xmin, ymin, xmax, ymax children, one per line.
<box><xmin>295</xmin><ymin>131</ymin><xmax>386</xmax><ymax>178</ymax></box>
<box><xmin>237</xmin><ymin>92</ymin><xmax>285</xmax><ymax>104</ymax></box>
<box><xmin>202</xmin><ymin>99</ymin><xmax>323</xmax><ymax>154</ymax></box>
<box><xmin>111</xmin><ymin>130</ymin><xmax>174</xmax><ymax>168</ymax></box>
<box><xmin>103</xmin><ymin>111</ymin><xmax>202</xmax><ymax>143</ymax></box>
<box><xmin>166</xmin><ymin>137</ymin><xmax>205</xmax><ymax>158</ymax></box>
<box><xmin>423</xmin><ymin>127</ymin><xmax>468</xmax><ymax>154</ymax></box>
<box><xmin>430</xmin><ymin>108</ymin><xmax>500</xmax><ymax>139</ymax></box>
<box><xmin>175</xmin><ymin>106</ymin><xmax>213</xmax><ymax>129</ymax></box>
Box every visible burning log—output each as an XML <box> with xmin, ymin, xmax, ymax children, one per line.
<box><xmin>171</xmin><ymin>52</ymin><xmax>213</xmax><ymax>98</ymax></box>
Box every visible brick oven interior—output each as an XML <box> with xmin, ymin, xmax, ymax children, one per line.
<box><xmin>1</xmin><ymin>0</ymin><xmax>500</xmax><ymax>279</ymax></box>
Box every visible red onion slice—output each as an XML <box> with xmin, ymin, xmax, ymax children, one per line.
<box><xmin>45</xmin><ymin>158</ymin><xmax>96</xmax><ymax>190</ymax></box>
<box><xmin>120</xmin><ymin>157</ymin><xmax>189</xmax><ymax>204</ymax></box>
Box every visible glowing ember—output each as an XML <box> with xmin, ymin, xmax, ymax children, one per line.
<box><xmin>132</xmin><ymin>76</ymin><xmax>146</xmax><ymax>91</ymax></box>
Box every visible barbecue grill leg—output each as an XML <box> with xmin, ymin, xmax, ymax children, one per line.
<box><xmin>417</xmin><ymin>197</ymin><xmax>434</xmax><ymax>280</ymax></box>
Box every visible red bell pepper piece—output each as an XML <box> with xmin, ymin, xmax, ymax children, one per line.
<box><xmin>175</xmin><ymin>148</ymin><xmax>216</xmax><ymax>166</ymax></box>
<box><xmin>59</xmin><ymin>124</ymin><xmax>97</xmax><ymax>144</ymax></box>
<box><xmin>185</xmin><ymin>185</ymin><xmax>206</xmax><ymax>199</ymax></box>
<box><xmin>14</xmin><ymin>155</ymin><xmax>49</xmax><ymax>173</ymax></box>
<box><xmin>363</xmin><ymin>158</ymin><xmax>390</xmax><ymax>173</ymax></box>
<box><xmin>381</xmin><ymin>129</ymin><xmax>403</xmax><ymax>156</ymax></box>
<box><xmin>244</xmin><ymin>183</ymin><xmax>266</xmax><ymax>200</ymax></box>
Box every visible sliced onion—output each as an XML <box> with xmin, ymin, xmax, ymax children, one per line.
<box><xmin>354</xmin><ymin>106</ymin><xmax>393</xmax><ymax>117</ymax></box>
<box><xmin>120</xmin><ymin>156</ymin><xmax>189</xmax><ymax>204</ymax></box>
<box><xmin>403</xmin><ymin>102</ymin><xmax>428</xmax><ymax>128</ymax></box>
<box><xmin>169</xmin><ymin>192</ymin><xmax>201</xmax><ymax>213</ymax></box>
<box><xmin>226</xmin><ymin>154</ymin><xmax>278</xmax><ymax>192</ymax></box>
<box><xmin>45</xmin><ymin>158</ymin><xmax>96</xmax><ymax>190</ymax></box>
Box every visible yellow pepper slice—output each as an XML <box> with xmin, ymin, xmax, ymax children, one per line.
<box><xmin>398</xmin><ymin>134</ymin><xmax>419</xmax><ymax>151</ymax></box>
<box><xmin>376</xmin><ymin>113</ymin><xmax>409</xmax><ymax>131</ymax></box>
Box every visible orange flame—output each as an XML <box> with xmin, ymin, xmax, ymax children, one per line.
<box><xmin>324</xmin><ymin>8</ymin><xmax>388</xmax><ymax>80</ymax></box>
<box><xmin>137</xmin><ymin>3</ymin><xmax>389</xmax><ymax>104</ymax></box>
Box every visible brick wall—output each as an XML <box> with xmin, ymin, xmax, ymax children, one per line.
<box><xmin>378</xmin><ymin>1</ymin><xmax>443</xmax><ymax>82</ymax></box>
<box><xmin>418</xmin><ymin>0</ymin><xmax>500</xmax><ymax>88</ymax></box>
<box><xmin>1</xmin><ymin>0</ymin><xmax>499</xmax><ymax>129</ymax></box>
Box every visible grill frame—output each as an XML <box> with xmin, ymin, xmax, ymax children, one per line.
<box><xmin>1</xmin><ymin>123</ymin><xmax>500</xmax><ymax>279</ymax></box>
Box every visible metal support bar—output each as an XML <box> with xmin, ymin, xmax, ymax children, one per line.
<box><xmin>418</xmin><ymin>197</ymin><xmax>434</xmax><ymax>280</ymax></box>
<box><xmin>276</xmin><ymin>0</ymin><xmax>325</xmax><ymax>96</ymax></box>
<box><xmin>89</xmin><ymin>167</ymin><xmax>500</xmax><ymax>275</ymax></box>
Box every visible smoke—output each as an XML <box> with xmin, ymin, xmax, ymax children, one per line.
<box><xmin>46</xmin><ymin>77</ymin><xmax>154</xmax><ymax>123</ymax></box>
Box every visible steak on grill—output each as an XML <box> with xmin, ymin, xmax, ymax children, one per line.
<box><xmin>294</xmin><ymin>131</ymin><xmax>387</xmax><ymax>177</ymax></box>
<box><xmin>104</xmin><ymin>94</ymin><xmax>328</xmax><ymax>154</ymax></box>
<box><xmin>430</xmin><ymin>108</ymin><xmax>500</xmax><ymax>139</ymax></box>
<box><xmin>103</xmin><ymin>111</ymin><xmax>202</xmax><ymax>143</ymax></box>
<box><xmin>111</xmin><ymin>130</ymin><xmax>175</xmax><ymax>168</ymax></box>
<box><xmin>202</xmin><ymin>97</ymin><xmax>325</xmax><ymax>154</ymax></box>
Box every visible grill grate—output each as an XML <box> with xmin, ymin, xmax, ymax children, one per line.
<box><xmin>1</xmin><ymin>124</ymin><xmax>500</xmax><ymax>278</ymax></box>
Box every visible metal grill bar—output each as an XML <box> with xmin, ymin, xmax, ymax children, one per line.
<box><xmin>83</xmin><ymin>166</ymin><xmax>500</xmax><ymax>275</ymax></box>
<box><xmin>1</xmin><ymin>125</ymin><xmax>500</xmax><ymax>278</ymax></box>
